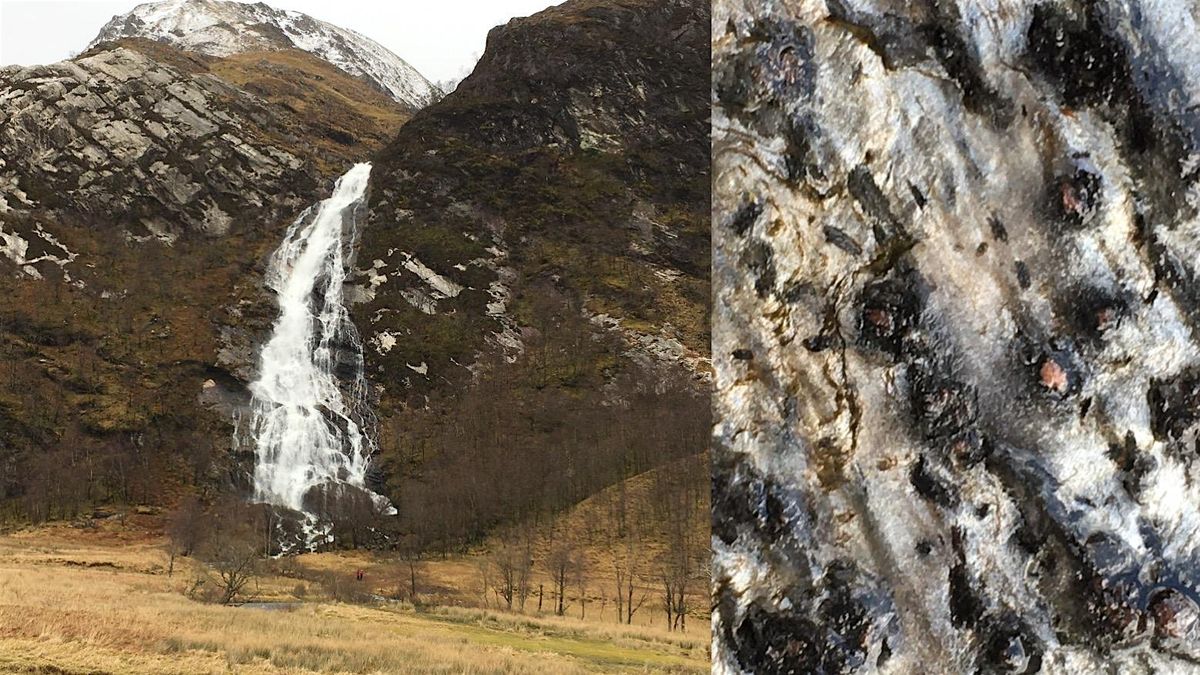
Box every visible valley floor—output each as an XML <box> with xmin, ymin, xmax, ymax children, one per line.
<box><xmin>0</xmin><ymin>521</ymin><xmax>709</xmax><ymax>674</ymax></box>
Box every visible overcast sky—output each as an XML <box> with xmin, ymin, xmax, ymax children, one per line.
<box><xmin>0</xmin><ymin>0</ymin><xmax>556</xmax><ymax>82</ymax></box>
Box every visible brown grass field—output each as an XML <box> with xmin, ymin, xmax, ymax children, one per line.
<box><xmin>0</xmin><ymin>517</ymin><xmax>709</xmax><ymax>674</ymax></box>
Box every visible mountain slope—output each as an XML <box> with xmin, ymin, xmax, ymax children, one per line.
<box><xmin>0</xmin><ymin>36</ymin><xmax>408</xmax><ymax>517</ymax></box>
<box><xmin>356</xmin><ymin>0</ymin><xmax>710</xmax><ymax>399</ymax></box>
<box><xmin>351</xmin><ymin>0</ymin><xmax>711</xmax><ymax>548</ymax></box>
<box><xmin>89</xmin><ymin>0</ymin><xmax>440</xmax><ymax>108</ymax></box>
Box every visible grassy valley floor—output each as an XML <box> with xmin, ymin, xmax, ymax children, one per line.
<box><xmin>0</xmin><ymin>521</ymin><xmax>708</xmax><ymax>674</ymax></box>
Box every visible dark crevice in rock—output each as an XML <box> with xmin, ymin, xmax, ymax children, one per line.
<box><xmin>728</xmin><ymin>196</ymin><xmax>762</xmax><ymax>236</ymax></box>
<box><xmin>731</xmin><ymin>566</ymin><xmax>881</xmax><ymax>675</ymax></box>
<box><xmin>1014</xmin><ymin>260</ymin><xmax>1031</xmax><ymax>290</ymax></box>
<box><xmin>1026</xmin><ymin>3</ymin><xmax>1132</xmax><ymax>109</ymax></box>
<box><xmin>712</xmin><ymin>452</ymin><xmax>818</xmax><ymax>555</ymax></box>
<box><xmin>1148</xmin><ymin>368</ymin><xmax>1200</xmax><ymax>457</ymax></box>
<box><xmin>847</xmin><ymin>165</ymin><xmax>907</xmax><ymax>247</ymax></box>
<box><xmin>909</xmin><ymin>453</ymin><xmax>958</xmax><ymax>508</ymax></box>
<box><xmin>823</xmin><ymin>225</ymin><xmax>863</xmax><ymax>256</ymax></box>
<box><xmin>1026</xmin><ymin>2</ymin><xmax>1200</xmax><ymax>329</ymax></box>
<box><xmin>920</xmin><ymin>4</ymin><xmax>1012</xmax><ymax>126</ymax></box>
<box><xmin>823</xmin><ymin>1</ymin><xmax>929</xmax><ymax>71</ymax></box>
<box><xmin>1057</xmin><ymin>285</ymin><xmax>1129</xmax><ymax>346</ymax></box>
<box><xmin>744</xmin><ymin>239</ymin><xmax>777</xmax><ymax>299</ymax></box>
<box><xmin>714</xmin><ymin>16</ymin><xmax>815</xmax><ymax>135</ymax></box>
<box><xmin>825</xmin><ymin>0</ymin><xmax>1011</xmax><ymax>124</ymax></box>
<box><xmin>1046</xmin><ymin>165</ymin><xmax>1104</xmax><ymax>231</ymax></box>
<box><xmin>857</xmin><ymin>274</ymin><xmax>923</xmax><ymax>358</ymax></box>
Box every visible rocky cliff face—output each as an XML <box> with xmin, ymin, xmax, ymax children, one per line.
<box><xmin>349</xmin><ymin>0</ymin><xmax>711</xmax><ymax>542</ymax></box>
<box><xmin>89</xmin><ymin>0</ymin><xmax>440</xmax><ymax>108</ymax></box>
<box><xmin>0</xmin><ymin>45</ymin><xmax>316</xmax><ymax>246</ymax></box>
<box><xmin>714</xmin><ymin>0</ymin><xmax>1200</xmax><ymax>673</ymax></box>
<box><xmin>0</xmin><ymin>36</ymin><xmax>408</xmax><ymax>511</ymax></box>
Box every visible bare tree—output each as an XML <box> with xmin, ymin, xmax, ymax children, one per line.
<box><xmin>517</xmin><ymin>539</ymin><xmax>533</xmax><ymax>612</ymax></box>
<box><xmin>576</xmin><ymin>552</ymin><xmax>589</xmax><ymax>620</ymax></box>
<box><xmin>615</xmin><ymin>563</ymin><xmax>625</xmax><ymax>624</ymax></box>
<box><xmin>614</xmin><ymin>535</ymin><xmax>648</xmax><ymax>625</ymax></box>
<box><xmin>397</xmin><ymin>534</ymin><xmax>423</xmax><ymax>602</ymax></box>
<box><xmin>659</xmin><ymin>555</ymin><xmax>690</xmax><ymax>631</ymax></box>
<box><xmin>197</xmin><ymin>500</ymin><xmax>261</xmax><ymax>605</ymax></box>
<box><xmin>491</xmin><ymin>541</ymin><xmax>532</xmax><ymax>612</ymax></box>
<box><xmin>492</xmin><ymin>542</ymin><xmax>520</xmax><ymax>610</ymax></box>
<box><xmin>653</xmin><ymin>458</ymin><xmax>700</xmax><ymax>631</ymax></box>
<box><xmin>205</xmin><ymin>536</ymin><xmax>260</xmax><ymax>604</ymax></box>
<box><xmin>477</xmin><ymin>557</ymin><xmax>493</xmax><ymax>609</ymax></box>
<box><xmin>544</xmin><ymin>541</ymin><xmax>580</xmax><ymax>616</ymax></box>
<box><xmin>613</xmin><ymin>562</ymin><xmax>649</xmax><ymax>625</ymax></box>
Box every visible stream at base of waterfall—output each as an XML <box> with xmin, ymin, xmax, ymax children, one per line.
<box><xmin>242</xmin><ymin>162</ymin><xmax>394</xmax><ymax>551</ymax></box>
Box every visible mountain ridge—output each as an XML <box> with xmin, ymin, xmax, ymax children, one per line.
<box><xmin>89</xmin><ymin>0</ymin><xmax>440</xmax><ymax>109</ymax></box>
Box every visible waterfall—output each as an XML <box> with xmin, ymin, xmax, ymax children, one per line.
<box><xmin>246</xmin><ymin>162</ymin><xmax>391</xmax><ymax>547</ymax></box>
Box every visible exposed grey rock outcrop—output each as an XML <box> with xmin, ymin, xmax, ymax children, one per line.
<box><xmin>714</xmin><ymin>0</ymin><xmax>1200</xmax><ymax>673</ymax></box>
<box><xmin>0</xmin><ymin>45</ymin><xmax>318</xmax><ymax>278</ymax></box>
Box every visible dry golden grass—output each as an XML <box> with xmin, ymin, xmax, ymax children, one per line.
<box><xmin>0</xmin><ymin>522</ymin><xmax>708</xmax><ymax>674</ymax></box>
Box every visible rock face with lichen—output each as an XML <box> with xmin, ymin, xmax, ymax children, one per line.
<box><xmin>714</xmin><ymin>0</ymin><xmax>1200</xmax><ymax>672</ymax></box>
<box><xmin>355</xmin><ymin>0</ymin><xmax>711</xmax><ymax>405</ymax></box>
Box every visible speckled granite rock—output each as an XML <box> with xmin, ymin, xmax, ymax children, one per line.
<box><xmin>714</xmin><ymin>1</ymin><xmax>1200</xmax><ymax>672</ymax></box>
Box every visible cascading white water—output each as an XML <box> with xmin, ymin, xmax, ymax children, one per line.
<box><xmin>246</xmin><ymin>162</ymin><xmax>390</xmax><ymax>544</ymax></box>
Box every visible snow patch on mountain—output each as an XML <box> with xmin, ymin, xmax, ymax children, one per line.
<box><xmin>89</xmin><ymin>0</ymin><xmax>440</xmax><ymax>108</ymax></box>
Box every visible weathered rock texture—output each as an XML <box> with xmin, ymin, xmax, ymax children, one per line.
<box><xmin>714</xmin><ymin>0</ymin><xmax>1200</xmax><ymax>673</ymax></box>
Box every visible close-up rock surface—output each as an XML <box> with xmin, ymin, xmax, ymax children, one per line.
<box><xmin>714</xmin><ymin>0</ymin><xmax>1200</xmax><ymax>672</ymax></box>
